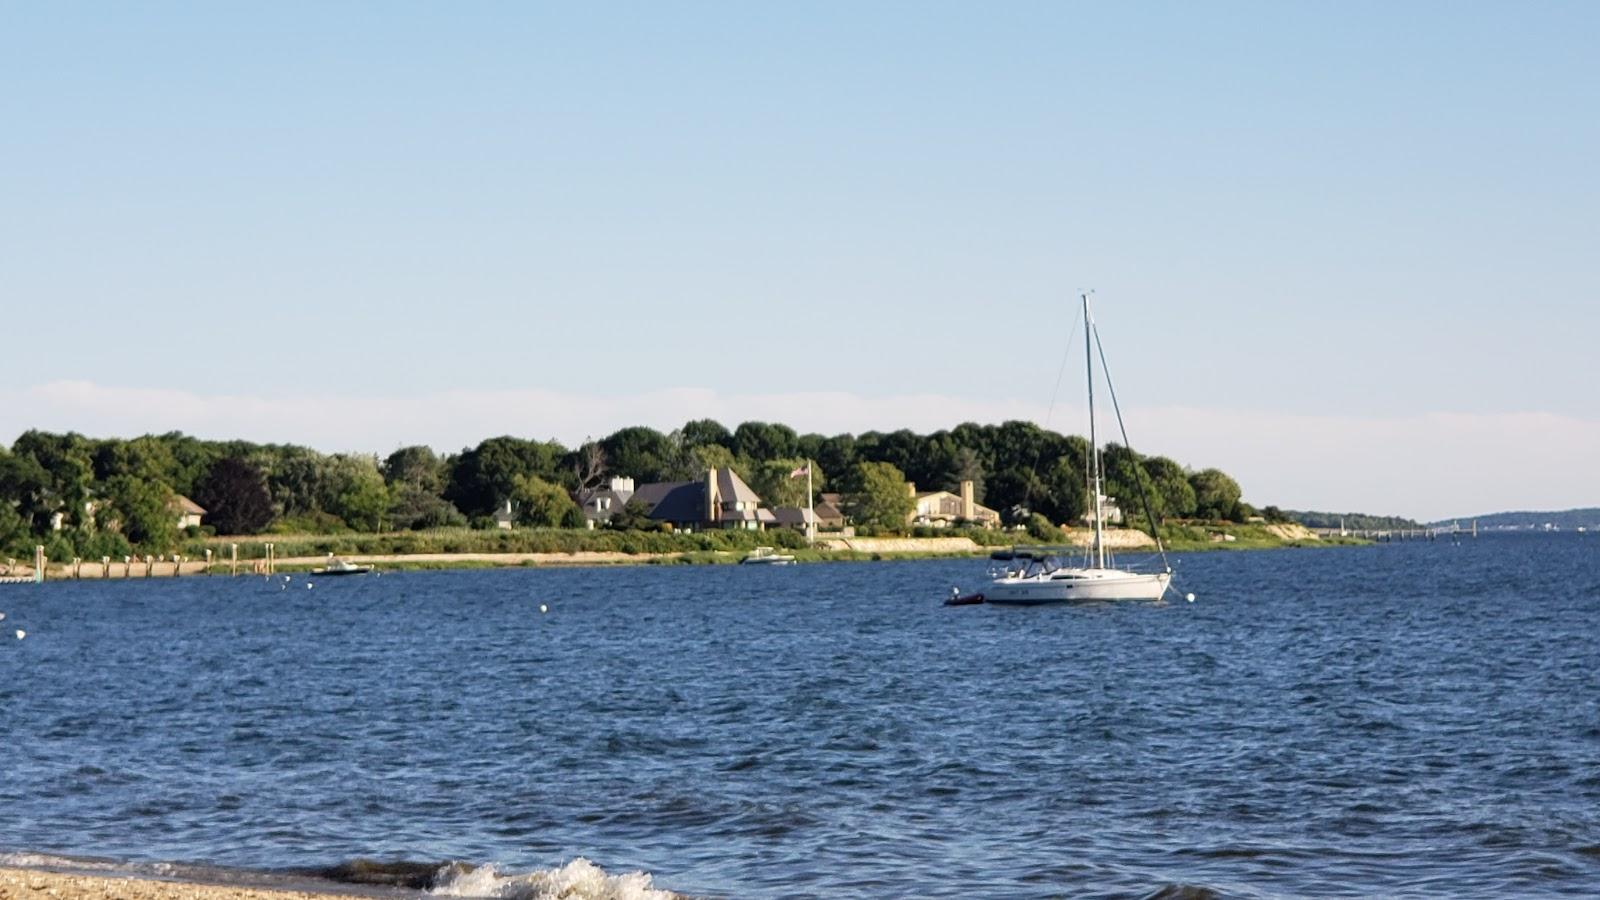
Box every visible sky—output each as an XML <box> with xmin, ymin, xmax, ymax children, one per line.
<box><xmin>2</xmin><ymin>2</ymin><xmax>1596</xmax><ymax>521</ymax></box>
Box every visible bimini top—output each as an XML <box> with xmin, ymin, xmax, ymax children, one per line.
<box><xmin>989</xmin><ymin>545</ymin><xmax>1078</xmax><ymax>562</ymax></box>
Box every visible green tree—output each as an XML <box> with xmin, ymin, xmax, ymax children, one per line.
<box><xmin>688</xmin><ymin>443</ymin><xmax>738</xmax><ymax>475</ymax></box>
<box><xmin>599</xmin><ymin>427</ymin><xmax>676</xmax><ymax>483</ymax></box>
<box><xmin>1190</xmin><ymin>468</ymin><xmax>1243</xmax><ymax>521</ymax></box>
<box><xmin>445</xmin><ymin>436</ymin><xmax>566</xmax><ymax>516</ymax></box>
<box><xmin>0</xmin><ymin>451</ymin><xmax>53</xmax><ymax>536</ymax></box>
<box><xmin>1034</xmin><ymin>455</ymin><xmax>1088</xmax><ymax>525</ymax></box>
<box><xmin>1026</xmin><ymin>512</ymin><xmax>1061</xmax><ymax>542</ymax></box>
<box><xmin>943</xmin><ymin>445</ymin><xmax>986</xmax><ymax>502</ymax></box>
<box><xmin>813</xmin><ymin>434</ymin><xmax>857</xmax><ymax>486</ymax></box>
<box><xmin>0</xmin><ymin>501</ymin><xmax>31</xmax><ymax>556</ymax></box>
<box><xmin>333</xmin><ymin>470</ymin><xmax>390</xmax><ymax>531</ymax></box>
<box><xmin>387</xmin><ymin>483</ymin><xmax>467</xmax><ymax>530</ymax></box>
<box><xmin>382</xmin><ymin>445</ymin><xmax>445</xmax><ymax>492</ymax></box>
<box><xmin>510</xmin><ymin>474</ymin><xmax>580</xmax><ymax>527</ymax></box>
<box><xmin>98</xmin><ymin>475</ymin><xmax>178</xmax><ymax>552</ymax></box>
<box><xmin>1144</xmin><ymin>456</ymin><xmax>1197</xmax><ymax>521</ymax></box>
<box><xmin>848</xmin><ymin>461</ymin><xmax>915</xmax><ymax>531</ymax></box>
<box><xmin>749</xmin><ymin>459</ymin><xmax>823</xmax><ymax>510</ymax></box>
<box><xmin>679</xmin><ymin>419</ymin><xmax>732</xmax><ymax>449</ymax></box>
<box><xmin>732</xmin><ymin>421</ymin><xmax>798</xmax><ymax>461</ymax></box>
<box><xmin>13</xmin><ymin>430</ymin><xmax>95</xmax><ymax>531</ymax></box>
<box><xmin>193</xmin><ymin>458</ymin><xmax>274</xmax><ymax>535</ymax></box>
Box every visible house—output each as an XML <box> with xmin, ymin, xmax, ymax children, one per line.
<box><xmin>1081</xmin><ymin>494</ymin><xmax>1124</xmax><ymax>527</ymax></box>
<box><xmin>632</xmin><ymin>467</ymin><xmax>775</xmax><ymax>532</ymax></box>
<box><xmin>171</xmin><ymin>495</ymin><xmax>207</xmax><ymax>529</ymax></box>
<box><xmin>575</xmin><ymin>477</ymin><xmax>635</xmax><ymax>527</ymax></box>
<box><xmin>908</xmin><ymin>480</ymin><xmax>1001</xmax><ymax>528</ymax></box>
<box><xmin>771</xmin><ymin>507</ymin><xmax>818</xmax><ymax>532</ymax></box>
<box><xmin>812</xmin><ymin>499</ymin><xmax>846</xmax><ymax>530</ymax></box>
<box><xmin>493</xmin><ymin>499</ymin><xmax>515</xmax><ymax>529</ymax></box>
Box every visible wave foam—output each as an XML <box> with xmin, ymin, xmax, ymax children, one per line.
<box><xmin>429</xmin><ymin>859</ymin><xmax>680</xmax><ymax>900</ymax></box>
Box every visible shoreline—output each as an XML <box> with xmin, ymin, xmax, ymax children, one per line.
<box><xmin>0</xmin><ymin>867</ymin><xmax>395</xmax><ymax>900</ymax></box>
<box><xmin>7</xmin><ymin>528</ymin><xmax>1370</xmax><ymax>582</ymax></box>
<box><xmin>0</xmin><ymin>855</ymin><xmax>686</xmax><ymax>900</ymax></box>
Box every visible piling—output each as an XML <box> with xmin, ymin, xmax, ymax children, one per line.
<box><xmin>230</xmin><ymin>543</ymin><xmax>238</xmax><ymax>576</ymax></box>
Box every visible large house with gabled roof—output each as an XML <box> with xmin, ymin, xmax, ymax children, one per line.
<box><xmin>631</xmin><ymin>467</ymin><xmax>776</xmax><ymax>531</ymax></box>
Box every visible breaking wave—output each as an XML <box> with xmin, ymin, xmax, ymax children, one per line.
<box><xmin>429</xmin><ymin>859</ymin><xmax>682</xmax><ymax>900</ymax></box>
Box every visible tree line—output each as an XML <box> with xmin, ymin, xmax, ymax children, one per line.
<box><xmin>0</xmin><ymin>421</ymin><xmax>1255</xmax><ymax>557</ymax></box>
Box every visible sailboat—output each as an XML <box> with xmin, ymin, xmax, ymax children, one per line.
<box><xmin>981</xmin><ymin>293</ymin><xmax>1173</xmax><ymax>604</ymax></box>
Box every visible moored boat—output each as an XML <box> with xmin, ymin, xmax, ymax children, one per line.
<box><xmin>310</xmin><ymin>557</ymin><xmax>374</xmax><ymax>576</ymax></box>
<box><xmin>740</xmin><ymin>546</ymin><xmax>796</xmax><ymax>565</ymax></box>
<box><xmin>971</xmin><ymin>292</ymin><xmax>1175</xmax><ymax>606</ymax></box>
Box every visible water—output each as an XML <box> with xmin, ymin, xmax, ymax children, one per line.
<box><xmin>2</xmin><ymin>534</ymin><xmax>1598</xmax><ymax>897</ymax></box>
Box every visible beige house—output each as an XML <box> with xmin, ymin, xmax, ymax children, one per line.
<box><xmin>908</xmin><ymin>480</ymin><xmax>1001</xmax><ymax>528</ymax></box>
<box><xmin>171</xmin><ymin>495</ymin><xmax>206</xmax><ymax>529</ymax></box>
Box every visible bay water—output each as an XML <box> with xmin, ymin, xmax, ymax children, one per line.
<box><xmin>2</xmin><ymin>534</ymin><xmax>1597</xmax><ymax>897</ymax></box>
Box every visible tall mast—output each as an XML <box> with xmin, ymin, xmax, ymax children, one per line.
<box><xmin>1084</xmin><ymin>292</ymin><xmax>1105</xmax><ymax>569</ymax></box>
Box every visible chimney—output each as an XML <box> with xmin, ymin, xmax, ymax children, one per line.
<box><xmin>906</xmin><ymin>481</ymin><xmax>917</xmax><ymax>498</ymax></box>
<box><xmin>704</xmin><ymin>468</ymin><xmax>719</xmax><ymax>524</ymax></box>
<box><xmin>961</xmin><ymin>480</ymin><xmax>975</xmax><ymax>521</ymax></box>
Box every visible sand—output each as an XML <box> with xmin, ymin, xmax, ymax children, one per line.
<box><xmin>0</xmin><ymin>868</ymin><xmax>375</xmax><ymax>900</ymax></box>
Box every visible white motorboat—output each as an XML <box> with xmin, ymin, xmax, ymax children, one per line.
<box><xmin>740</xmin><ymin>546</ymin><xmax>796</xmax><ymax>565</ymax></box>
<box><xmin>981</xmin><ymin>292</ymin><xmax>1174</xmax><ymax>605</ymax></box>
<box><xmin>310</xmin><ymin>556</ymin><xmax>374</xmax><ymax>576</ymax></box>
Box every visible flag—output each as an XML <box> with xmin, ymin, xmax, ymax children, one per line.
<box><xmin>790</xmin><ymin>464</ymin><xmax>810</xmax><ymax>478</ymax></box>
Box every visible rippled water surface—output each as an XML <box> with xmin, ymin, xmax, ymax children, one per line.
<box><xmin>3</xmin><ymin>534</ymin><xmax>1598</xmax><ymax>897</ymax></box>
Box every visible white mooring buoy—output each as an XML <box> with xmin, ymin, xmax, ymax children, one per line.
<box><xmin>539</xmin><ymin>604</ymin><xmax>549</xmax><ymax>614</ymax></box>
<box><xmin>1186</xmin><ymin>593</ymin><xmax>1196</xmax><ymax>603</ymax></box>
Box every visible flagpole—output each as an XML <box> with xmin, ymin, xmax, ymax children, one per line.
<box><xmin>806</xmin><ymin>459</ymin><xmax>815</xmax><ymax>544</ymax></box>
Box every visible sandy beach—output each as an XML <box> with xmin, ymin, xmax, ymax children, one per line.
<box><xmin>0</xmin><ymin>868</ymin><xmax>373</xmax><ymax>900</ymax></box>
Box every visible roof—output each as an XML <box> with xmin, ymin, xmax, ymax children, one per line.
<box><xmin>643</xmin><ymin>482</ymin><xmax>706</xmax><ymax>523</ymax></box>
<box><xmin>772</xmin><ymin>507</ymin><xmax>817</xmax><ymax>526</ymax></box>
<box><xmin>170</xmin><ymin>495</ymin><xmax>206</xmax><ymax>515</ymax></box>
<box><xmin>813</xmin><ymin>501</ymin><xmax>845</xmax><ymax>521</ymax></box>
<box><xmin>715</xmin><ymin>468</ymin><xmax>761</xmax><ymax>505</ymax></box>
<box><xmin>630</xmin><ymin>480</ymin><xmax>693</xmax><ymax>513</ymax></box>
<box><xmin>575</xmin><ymin>487</ymin><xmax>630</xmax><ymax>508</ymax></box>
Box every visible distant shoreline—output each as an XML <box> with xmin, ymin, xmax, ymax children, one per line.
<box><xmin>9</xmin><ymin>526</ymin><xmax>1369</xmax><ymax>582</ymax></box>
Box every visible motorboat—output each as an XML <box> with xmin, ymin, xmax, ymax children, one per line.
<box><xmin>740</xmin><ymin>546</ymin><xmax>796</xmax><ymax>565</ymax></box>
<box><xmin>310</xmin><ymin>557</ymin><xmax>374</xmax><ymax>576</ymax></box>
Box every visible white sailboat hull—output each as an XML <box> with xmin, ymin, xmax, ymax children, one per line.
<box><xmin>984</xmin><ymin>568</ymin><xmax>1170</xmax><ymax>604</ymax></box>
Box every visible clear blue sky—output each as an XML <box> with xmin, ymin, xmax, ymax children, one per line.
<box><xmin>2</xmin><ymin>3</ymin><xmax>1596</xmax><ymax>519</ymax></box>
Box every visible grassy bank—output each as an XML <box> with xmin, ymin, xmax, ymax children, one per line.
<box><xmin>168</xmin><ymin>521</ymin><xmax>1369</xmax><ymax>574</ymax></box>
<box><xmin>1161</xmin><ymin>522</ymin><xmax>1369</xmax><ymax>551</ymax></box>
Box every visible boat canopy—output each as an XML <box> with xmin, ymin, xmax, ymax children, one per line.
<box><xmin>989</xmin><ymin>544</ymin><xmax>1079</xmax><ymax>561</ymax></box>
